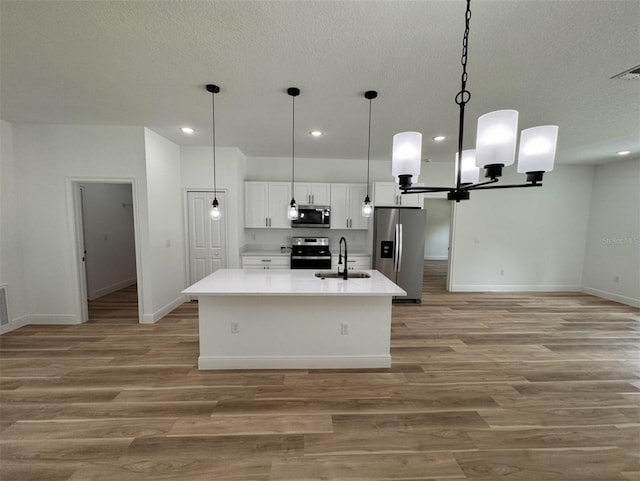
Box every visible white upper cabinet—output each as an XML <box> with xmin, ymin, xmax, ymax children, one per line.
<box><xmin>330</xmin><ymin>183</ymin><xmax>369</xmax><ymax>230</ymax></box>
<box><xmin>372</xmin><ymin>181</ymin><xmax>423</xmax><ymax>208</ymax></box>
<box><xmin>293</xmin><ymin>182</ymin><xmax>331</xmax><ymax>206</ymax></box>
<box><xmin>244</xmin><ymin>181</ymin><xmax>291</xmax><ymax>228</ymax></box>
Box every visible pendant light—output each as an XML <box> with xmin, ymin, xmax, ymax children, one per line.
<box><xmin>391</xmin><ymin>0</ymin><xmax>558</xmax><ymax>202</ymax></box>
<box><xmin>287</xmin><ymin>87</ymin><xmax>300</xmax><ymax>221</ymax></box>
<box><xmin>206</xmin><ymin>84</ymin><xmax>221</xmax><ymax>220</ymax></box>
<box><xmin>362</xmin><ymin>90</ymin><xmax>377</xmax><ymax>218</ymax></box>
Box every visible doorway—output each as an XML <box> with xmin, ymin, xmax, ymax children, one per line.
<box><xmin>72</xmin><ymin>180</ymin><xmax>141</xmax><ymax>323</ymax></box>
<box><xmin>186</xmin><ymin>190</ymin><xmax>228</xmax><ymax>285</ymax></box>
<box><xmin>423</xmin><ymin>198</ymin><xmax>452</xmax><ymax>291</ymax></box>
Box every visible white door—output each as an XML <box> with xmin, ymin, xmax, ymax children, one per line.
<box><xmin>188</xmin><ymin>191</ymin><xmax>227</xmax><ymax>284</ymax></box>
<box><xmin>310</xmin><ymin>183</ymin><xmax>331</xmax><ymax>205</ymax></box>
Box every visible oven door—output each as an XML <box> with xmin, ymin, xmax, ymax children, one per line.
<box><xmin>290</xmin><ymin>255</ymin><xmax>332</xmax><ymax>270</ymax></box>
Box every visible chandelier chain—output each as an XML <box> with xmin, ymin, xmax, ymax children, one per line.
<box><xmin>454</xmin><ymin>0</ymin><xmax>472</xmax><ymax>189</ymax></box>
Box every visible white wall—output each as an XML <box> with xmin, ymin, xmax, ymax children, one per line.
<box><xmin>181</xmin><ymin>147</ymin><xmax>246</xmax><ymax>268</ymax></box>
<box><xmin>423</xmin><ymin>199</ymin><xmax>451</xmax><ymax>259</ymax></box>
<box><xmin>82</xmin><ymin>183</ymin><xmax>137</xmax><ymax>300</ymax></box>
<box><xmin>449</xmin><ymin>164</ymin><xmax>594</xmax><ymax>291</ymax></box>
<box><xmin>9</xmin><ymin>123</ymin><xmax>150</xmax><ymax>325</ymax></box>
<box><xmin>582</xmin><ymin>158</ymin><xmax>640</xmax><ymax>307</ymax></box>
<box><xmin>0</xmin><ymin>120</ymin><xmax>27</xmax><ymax>330</ymax></box>
<box><xmin>144</xmin><ymin>128</ymin><xmax>187</xmax><ymax>322</ymax></box>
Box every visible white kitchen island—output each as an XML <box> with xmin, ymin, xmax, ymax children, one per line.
<box><xmin>182</xmin><ymin>269</ymin><xmax>406</xmax><ymax>370</ymax></box>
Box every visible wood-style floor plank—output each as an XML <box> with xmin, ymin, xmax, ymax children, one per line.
<box><xmin>1</xmin><ymin>262</ymin><xmax>639</xmax><ymax>480</ymax></box>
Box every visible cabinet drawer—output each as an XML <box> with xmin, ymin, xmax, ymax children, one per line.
<box><xmin>242</xmin><ymin>256</ymin><xmax>290</xmax><ymax>269</ymax></box>
<box><xmin>331</xmin><ymin>255</ymin><xmax>371</xmax><ymax>270</ymax></box>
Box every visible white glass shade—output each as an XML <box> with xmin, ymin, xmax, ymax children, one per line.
<box><xmin>287</xmin><ymin>200</ymin><xmax>298</xmax><ymax>220</ymax></box>
<box><xmin>392</xmin><ymin>132</ymin><xmax>422</xmax><ymax>183</ymax></box>
<box><xmin>209</xmin><ymin>203</ymin><xmax>221</xmax><ymax>220</ymax></box>
<box><xmin>455</xmin><ymin>149</ymin><xmax>480</xmax><ymax>184</ymax></box>
<box><xmin>362</xmin><ymin>199</ymin><xmax>373</xmax><ymax>218</ymax></box>
<box><xmin>475</xmin><ymin>110</ymin><xmax>519</xmax><ymax>168</ymax></box>
<box><xmin>517</xmin><ymin>125</ymin><xmax>558</xmax><ymax>173</ymax></box>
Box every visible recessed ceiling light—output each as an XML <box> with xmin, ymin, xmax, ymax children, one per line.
<box><xmin>310</xmin><ymin>130</ymin><xmax>323</xmax><ymax>137</ymax></box>
<box><xmin>616</xmin><ymin>150</ymin><xmax>631</xmax><ymax>156</ymax></box>
<box><xmin>181</xmin><ymin>127</ymin><xmax>195</xmax><ymax>135</ymax></box>
<box><xmin>432</xmin><ymin>135</ymin><xmax>446</xmax><ymax>142</ymax></box>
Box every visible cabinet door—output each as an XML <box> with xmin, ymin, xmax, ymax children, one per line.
<box><xmin>348</xmin><ymin>184</ymin><xmax>369</xmax><ymax>230</ymax></box>
<box><xmin>267</xmin><ymin>182</ymin><xmax>292</xmax><ymax>229</ymax></box>
<box><xmin>373</xmin><ymin>182</ymin><xmax>399</xmax><ymax>206</ymax></box>
<box><xmin>330</xmin><ymin>183</ymin><xmax>350</xmax><ymax>229</ymax></box>
<box><xmin>310</xmin><ymin>183</ymin><xmax>331</xmax><ymax>205</ymax></box>
<box><xmin>245</xmin><ymin>182</ymin><xmax>269</xmax><ymax>228</ymax></box>
<box><xmin>293</xmin><ymin>183</ymin><xmax>311</xmax><ymax>205</ymax></box>
<box><xmin>399</xmin><ymin>190</ymin><xmax>424</xmax><ymax>207</ymax></box>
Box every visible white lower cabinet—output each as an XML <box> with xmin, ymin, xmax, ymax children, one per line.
<box><xmin>241</xmin><ymin>256</ymin><xmax>290</xmax><ymax>270</ymax></box>
<box><xmin>331</xmin><ymin>254</ymin><xmax>371</xmax><ymax>271</ymax></box>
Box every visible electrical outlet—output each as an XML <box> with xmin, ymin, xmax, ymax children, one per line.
<box><xmin>500</xmin><ymin>269</ymin><xmax>505</xmax><ymax>276</ymax></box>
<box><xmin>230</xmin><ymin>322</ymin><xmax>240</xmax><ymax>334</ymax></box>
<box><xmin>614</xmin><ymin>276</ymin><xmax>620</xmax><ymax>283</ymax></box>
<box><xmin>166</xmin><ymin>239</ymin><xmax>171</xmax><ymax>247</ymax></box>
<box><xmin>340</xmin><ymin>323</ymin><xmax>349</xmax><ymax>335</ymax></box>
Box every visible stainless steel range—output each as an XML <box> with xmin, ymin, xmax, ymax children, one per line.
<box><xmin>290</xmin><ymin>237</ymin><xmax>332</xmax><ymax>270</ymax></box>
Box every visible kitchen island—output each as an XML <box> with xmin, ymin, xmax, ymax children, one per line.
<box><xmin>182</xmin><ymin>269</ymin><xmax>406</xmax><ymax>369</ymax></box>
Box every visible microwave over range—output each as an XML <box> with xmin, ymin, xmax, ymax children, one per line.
<box><xmin>291</xmin><ymin>205</ymin><xmax>331</xmax><ymax>228</ymax></box>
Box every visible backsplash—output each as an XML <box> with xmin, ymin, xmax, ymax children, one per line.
<box><xmin>245</xmin><ymin>228</ymin><xmax>369</xmax><ymax>252</ymax></box>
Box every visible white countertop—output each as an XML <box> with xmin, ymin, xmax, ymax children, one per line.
<box><xmin>182</xmin><ymin>269</ymin><xmax>406</xmax><ymax>297</ymax></box>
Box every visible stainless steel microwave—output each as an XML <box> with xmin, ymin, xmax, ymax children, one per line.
<box><xmin>291</xmin><ymin>205</ymin><xmax>331</xmax><ymax>228</ymax></box>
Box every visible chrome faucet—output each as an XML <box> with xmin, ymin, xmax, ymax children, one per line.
<box><xmin>338</xmin><ymin>236</ymin><xmax>348</xmax><ymax>280</ymax></box>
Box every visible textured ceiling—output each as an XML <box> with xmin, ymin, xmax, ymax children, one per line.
<box><xmin>1</xmin><ymin>0</ymin><xmax>638</xmax><ymax>165</ymax></box>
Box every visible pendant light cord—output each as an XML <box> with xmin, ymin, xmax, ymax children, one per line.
<box><xmin>366</xmin><ymin>97</ymin><xmax>372</xmax><ymax>196</ymax></box>
<box><xmin>211</xmin><ymin>89</ymin><xmax>217</xmax><ymax>200</ymax></box>
<box><xmin>291</xmin><ymin>94</ymin><xmax>295</xmax><ymax>193</ymax></box>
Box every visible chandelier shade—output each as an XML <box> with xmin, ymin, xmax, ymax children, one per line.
<box><xmin>392</xmin><ymin>131</ymin><xmax>422</xmax><ymax>186</ymax></box>
<box><xmin>517</xmin><ymin>125</ymin><xmax>559</xmax><ymax>174</ymax></box>
<box><xmin>455</xmin><ymin>149</ymin><xmax>480</xmax><ymax>185</ymax></box>
<box><xmin>475</xmin><ymin>109</ymin><xmax>519</xmax><ymax>169</ymax></box>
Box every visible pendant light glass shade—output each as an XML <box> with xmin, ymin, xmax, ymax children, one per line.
<box><xmin>475</xmin><ymin>110</ymin><xmax>518</xmax><ymax>168</ymax></box>
<box><xmin>362</xmin><ymin>195</ymin><xmax>373</xmax><ymax>217</ymax></box>
<box><xmin>392</xmin><ymin>131</ymin><xmax>422</xmax><ymax>184</ymax></box>
<box><xmin>209</xmin><ymin>197</ymin><xmax>221</xmax><ymax>219</ymax></box>
<box><xmin>288</xmin><ymin>199</ymin><xmax>298</xmax><ymax>220</ymax></box>
<box><xmin>455</xmin><ymin>149</ymin><xmax>480</xmax><ymax>185</ymax></box>
<box><xmin>517</xmin><ymin>125</ymin><xmax>558</xmax><ymax>174</ymax></box>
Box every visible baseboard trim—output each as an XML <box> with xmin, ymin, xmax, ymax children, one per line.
<box><xmin>0</xmin><ymin>315</ymin><xmax>30</xmax><ymax>334</ymax></box>
<box><xmin>28</xmin><ymin>314</ymin><xmax>80</xmax><ymax>325</ymax></box>
<box><xmin>89</xmin><ymin>278</ymin><xmax>136</xmax><ymax>301</ymax></box>
<box><xmin>450</xmin><ymin>284</ymin><xmax>582</xmax><ymax>293</ymax></box>
<box><xmin>424</xmin><ymin>256</ymin><xmax>448</xmax><ymax>260</ymax></box>
<box><xmin>198</xmin><ymin>355</ymin><xmax>391</xmax><ymax>370</ymax></box>
<box><xmin>142</xmin><ymin>295</ymin><xmax>188</xmax><ymax>324</ymax></box>
<box><xmin>582</xmin><ymin>287</ymin><xmax>640</xmax><ymax>308</ymax></box>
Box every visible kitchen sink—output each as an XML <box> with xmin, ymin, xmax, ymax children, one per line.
<box><xmin>315</xmin><ymin>271</ymin><xmax>371</xmax><ymax>279</ymax></box>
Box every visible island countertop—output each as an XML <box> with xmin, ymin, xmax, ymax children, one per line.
<box><xmin>182</xmin><ymin>269</ymin><xmax>406</xmax><ymax>297</ymax></box>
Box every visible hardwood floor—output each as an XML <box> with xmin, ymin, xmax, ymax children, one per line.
<box><xmin>1</xmin><ymin>264</ymin><xmax>639</xmax><ymax>480</ymax></box>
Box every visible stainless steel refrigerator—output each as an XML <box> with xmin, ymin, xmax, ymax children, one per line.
<box><xmin>373</xmin><ymin>207</ymin><xmax>427</xmax><ymax>303</ymax></box>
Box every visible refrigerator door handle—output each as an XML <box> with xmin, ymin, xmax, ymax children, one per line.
<box><xmin>393</xmin><ymin>224</ymin><xmax>400</xmax><ymax>272</ymax></box>
<box><xmin>397</xmin><ymin>223</ymin><xmax>403</xmax><ymax>272</ymax></box>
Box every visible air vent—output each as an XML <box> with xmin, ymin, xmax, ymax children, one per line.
<box><xmin>611</xmin><ymin>65</ymin><xmax>640</xmax><ymax>80</ymax></box>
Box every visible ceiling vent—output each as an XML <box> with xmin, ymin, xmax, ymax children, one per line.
<box><xmin>611</xmin><ymin>65</ymin><xmax>640</xmax><ymax>80</ymax></box>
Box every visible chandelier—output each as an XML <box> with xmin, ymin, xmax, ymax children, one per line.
<box><xmin>392</xmin><ymin>0</ymin><xmax>558</xmax><ymax>202</ymax></box>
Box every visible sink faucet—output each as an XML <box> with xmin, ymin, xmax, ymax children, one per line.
<box><xmin>338</xmin><ymin>236</ymin><xmax>348</xmax><ymax>280</ymax></box>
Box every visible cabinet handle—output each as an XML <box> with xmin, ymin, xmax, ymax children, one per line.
<box><xmin>312</xmin><ymin>194</ymin><xmax>315</xmax><ymax>204</ymax></box>
<box><xmin>261</xmin><ymin>259</ymin><xmax>272</xmax><ymax>262</ymax></box>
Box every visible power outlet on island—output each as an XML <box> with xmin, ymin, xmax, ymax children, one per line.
<box><xmin>230</xmin><ymin>322</ymin><xmax>240</xmax><ymax>334</ymax></box>
<box><xmin>340</xmin><ymin>323</ymin><xmax>349</xmax><ymax>335</ymax></box>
